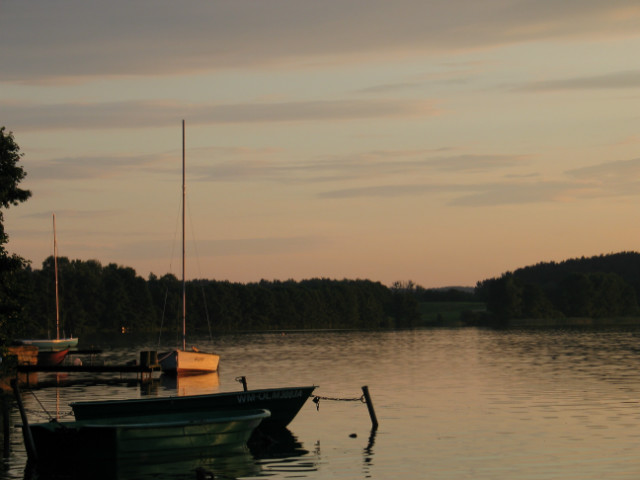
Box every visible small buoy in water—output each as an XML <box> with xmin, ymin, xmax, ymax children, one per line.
<box><xmin>73</xmin><ymin>358</ymin><xmax>82</xmax><ymax>366</ymax></box>
<box><xmin>349</xmin><ymin>433</ymin><xmax>357</xmax><ymax>438</ymax></box>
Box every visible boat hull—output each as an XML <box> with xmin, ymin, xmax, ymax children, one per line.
<box><xmin>72</xmin><ymin>385</ymin><xmax>317</xmax><ymax>431</ymax></box>
<box><xmin>36</xmin><ymin>348</ymin><xmax>69</xmax><ymax>366</ymax></box>
<box><xmin>28</xmin><ymin>409</ymin><xmax>270</xmax><ymax>465</ymax></box>
<box><xmin>159</xmin><ymin>349</ymin><xmax>220</xmax><ymax>374</ymax></box>
<box><xmin>15</xmin><ymin>338</ymin><xmax>77</xmax><ymax>366</ymax></box>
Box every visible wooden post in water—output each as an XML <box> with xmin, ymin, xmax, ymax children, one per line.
<box><xmin>10</xmin><ymin>380</ymin><xmax>37</xmax><ymax>462</ymax></box>
<box><xmin>361</xmin><ymin>385</ymin><xmax>378</xmax><ymax>430</ymax></box>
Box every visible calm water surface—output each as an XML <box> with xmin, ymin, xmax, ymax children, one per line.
<box><xmin>3</xmin><ymin>328</ymin><xmax>640</xmax><ymax>479</ymax></box>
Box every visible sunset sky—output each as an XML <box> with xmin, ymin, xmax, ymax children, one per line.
<box><xmin>2</xmin><ymin>1</ymin><xmax>640</xmax><ymax>288</ymax></box>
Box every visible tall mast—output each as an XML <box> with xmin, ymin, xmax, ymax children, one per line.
<box><xmin>182</xmin><ymin>120</ymin><xmax>186</xmax><ymax>352</ymax></box>
<box><xmin>53</xmin><ymin>213</ymin><xmax>60</xmax><ymax>340</ymax></box>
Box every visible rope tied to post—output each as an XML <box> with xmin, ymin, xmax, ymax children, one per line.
<box><xmin>312</xmin><ymin>386</ymin><xmax>379</xmax><ymax>430</ymax></box>
<box><xmin>312</xmin><ymin>393</ymin><xmax>365</xmax><ymax>410</ymax></box>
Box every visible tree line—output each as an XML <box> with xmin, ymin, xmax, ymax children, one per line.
<box><xmin>476</xmin><ymin>252</ymin><xmax>640</xmax><ymax>322</ymax></box>
<box><xmin>12</xmin><ymin>257</ymin><xmax>421</xmax><ymax>337</ymax></box>
<box><xmin>18</xmin><ymin>251</ymin><xmax>640</xmax><ymax>337</ymax></box>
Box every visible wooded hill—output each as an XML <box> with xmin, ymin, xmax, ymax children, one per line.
<box><xmin>476</xmin><ymin>252</ymin><xmax>640</xmax><ymax>322</ymax></box>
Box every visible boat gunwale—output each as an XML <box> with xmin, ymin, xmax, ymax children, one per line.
<box><xmin>29</xmin><ymin>409</ymin><xmax>270</xmax><ymax>431</ymax></box>
<box><xmin>70</xmin><ymin>385</ymin><xmax>317</xmax><ymax>408</ymax></box>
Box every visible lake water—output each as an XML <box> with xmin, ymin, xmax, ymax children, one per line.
<box><xmin>3</xmin><ymin>327</ymin><xmax>640</xmax><ymax>479</ymax></box>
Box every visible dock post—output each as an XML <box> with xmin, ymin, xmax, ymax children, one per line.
<box><xmin>10</xmin><ymin>380</ymin><xmax>38</xmax><ymax>462</ymax></box>
<box><xmin>361</xmin><ymin>385</ymin><xmax>378</xmax><ymax>430</ymax></box>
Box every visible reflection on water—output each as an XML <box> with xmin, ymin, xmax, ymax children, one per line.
<box><xmin>249</xmin><ymin>427</ymin><xmax>316</xmax><ymax>477</ymax></box>
<box><xmin>24</xmin><ymin>446</ymin><xmax>259</xmax><ymax>480</ymax></box>
<box><xmin>159</xmin><ymin>372</ymin><xmax>220</xmax><ymax>396</ymax></box>
<box><xmin>5</xmin><ymin>328</ymin><xmax>640</xmax><ymax>479</ymax></box>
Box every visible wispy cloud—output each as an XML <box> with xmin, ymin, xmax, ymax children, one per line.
<box><xmin>564</xmin><ymin>158</ymin><xmax>640</xmax><ymax>197</ymax></box>
<box><xmin>318</xmin><ymin>179</ymin><xmax>603</xmax><ymax>205</ymax></box>
<box><xmin>24</xmin><ymin>209</ymin><xmax>120</xmax><ymax>220</ymax></box>
<box><xmin>566</xmin><ymin>158</ymin><xmax>640</xmax><ymax>179</ymax></box>
<box><xmin>425</xmin><ymin>154</ymin><xmax>530</xmax><ymax>172</ymax></box>
<box><xmin>318</xmin><ymin>183</ymin><xmax>468</xmax><ymax>199</ymax></box>
<box><xmin>519</xmin><ymin>70</ymin><xmax>640</xmax><ymax>92</ymax></box>
<box><xmin>448</xmin><ymin>181</ymin><xmax>599</xmax><ymax>206</ymax></box>
<box><xmin>189</xmin><ymin>151</ymin><xmax>529</xmax><ymax>185</ymax></box>
<box><xmin>3</xmin><ymin>99</ymin><xmax>436</xmax><ymax>132</ymax></box>
<box><xmin>25</xmin><ymin>152</ymin><xmax>173</xmax><ymax>181</ymax></box>
<box><xmin>26</xmin><ymin>147</ymin><xmax>530</xmax><ymax>185</ymax></box>
<box><xmin>317</xmin><ymin>154</ymin><xmax>640</xmax><ymax>206</ymax></box>
<box><xmin>358</xmin><ymin>82</ymin><xmax>426</xmax><ymax>94</ymax></box>
<box><xmin>2</xmin><ymin>1</ymin><xmax>639</xmax><ymax>83</ymax></box>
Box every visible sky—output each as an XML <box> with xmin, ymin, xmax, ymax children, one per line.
<box><xmin>2</xmin><ymin>1</ymin><xmax>640</xmax><ymax>288</ymax></box>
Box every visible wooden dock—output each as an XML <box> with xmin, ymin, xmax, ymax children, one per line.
<box><xmin>2</xmin><ymin>349</ymin><xmax>162</xmax><ymax>390</ymax></box>
<box><xmin>17</xmin><ymin>364</ymin><xmax>161</xmax><ymax>374</ymax></box>
<box><xmin>14</xmin><ymin>349</ymin><xmax>161</xmax><ymax>378</ymax></box>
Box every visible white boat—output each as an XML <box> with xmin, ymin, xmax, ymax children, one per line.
<box><xmin>16</xmin><ymin>214</ymin><xmax>78</xmax><ymax>365</ymax></box>
<box><xmin>159</xmin><ymin>120</ymin><xmax>220</xmax><ymax>375</ymax></box>
<box><xmin>159</xmin><ymin>348</ymin><xmax>220</xmax><ymax>375</ymax></box>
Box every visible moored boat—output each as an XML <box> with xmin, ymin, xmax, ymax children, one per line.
<box><xmin>159</xmin><ymin>347</ymin><xmax>219</xmax><ymax>375</ymax></box>
<box><xmin>160</xmin><ymin>120</ymin><xmax>219</xmax><ymax>375</ymax></box>
<box><xmin>15</xmin><ymin>214</ymin><xmax>78</xmax><ymax>365</ymax></box>
<box><xmin>71</xmin><ymin>385</ymin><xmax>316</xmax><ymax>431</ymax></box>
<box><xmin>15</xmin><ymin>339</ymin><xmax>78</xmax><ymax>366</ymax></box>
<box><xmin>27</xmin><ymin>408</ymin><xmax>270</xmax><ymax>466</ymax></box>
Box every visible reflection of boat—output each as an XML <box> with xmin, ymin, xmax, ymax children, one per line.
<box><xmin>248</xmin><ymin>426</ymin><xmax>309</xmax><ymax>459</ymax></box>
<box><xmin>16</xmin><ymin>214</ymin><xmax>78</xmax><ymax>365</ymax></box>
<box><xmin>72</xmin><ymin>385</ymin><xmax>317</xmax><ymax>431</ymax></box>
<box><xmin>159</xmin><ymin>121</ymin><xmax>219</xmax><ymax>375</ymax></box>
<box><xmin>248</xmin><ymin>427</ymin><xmax>318</xmax><ymax>477</ymax></box>
<box><xmin>29</xmin><ymin>445</ymin><xmax>260</xmax><ymax>480</ymax></box>
<box><xmin>27</xmin><ymin>409</ymin><xmax>270</xmax><ymax>467</ymax></box>
<box><xmin>114</xmin><ymin>446</ymin><xmax>260</xmax><ymax>480</ymax></box>
<box><xmin>161</xmin><ymin>371</ymin><xmax>220</xmax><ymax>395</ymax></box>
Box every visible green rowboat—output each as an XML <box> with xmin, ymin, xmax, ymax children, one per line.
<box><xmin>27</xmin><ymin>409</ymin><xmax>270</xmax><ymax>466</ymax></box>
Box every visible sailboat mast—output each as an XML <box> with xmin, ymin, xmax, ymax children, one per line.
<box><xmin>182</xmin><ymin>120</ymin><xmax>186</xmax><ymax>352</ymax></box>
<box><xmin>53</xmin><ymin>213</ymin><xmax>60</xmax><ymax>341</ymax></box>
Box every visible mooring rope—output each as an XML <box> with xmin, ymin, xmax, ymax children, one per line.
<box><xmin>26</xmin><ymin>390</ymin><xmax>73</xmax><ymax>422</ymax></box>
<box><xmin>312</xmin><ymin>393</ymin><xmax>365</xmax><ymax>410</ymax></box>
<box><xmin>28</xmin><ymin>390</ymin><xmax>51</xmax><ymax>418</ymax></box>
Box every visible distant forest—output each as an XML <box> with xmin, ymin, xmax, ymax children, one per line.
<box><xmin>10</xmin><ymin>251</ymin><xmax>640</xmax><ymax>338</ymax></box>
<box><xmin>476</xmin><ymin>251</ymin><xmax>640</xmax><ymax>322</ymax></box>
<box><xmin>11</xmin><ymin>257</ymin><xmax>424</xmax><ymax>337</ymax></box>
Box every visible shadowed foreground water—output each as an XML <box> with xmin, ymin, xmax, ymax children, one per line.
<box><xmin>3</xmin><ymin>328</ymin><xmax>640</xmax><ymax>479</ymax></box>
